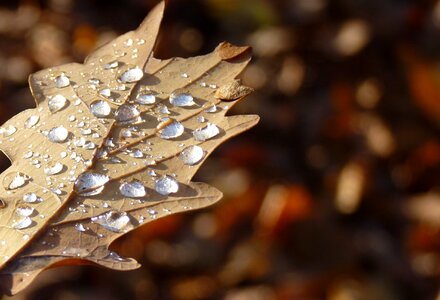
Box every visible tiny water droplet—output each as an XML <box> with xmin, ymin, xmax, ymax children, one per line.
<box><xmin>90</xmin><ymin>100</ymin><xmax>112</xmax><ymax>118</ymax></box>
<box><xmin>155</xmin><ymin>175</ymin><xmax>179</xmax><ymax>195</ymax></box>
<box><xmin>104</xmin><ymin>61</ymin><xmax>119</xmax><ymax>69</ymax></box>
<box><xmin>48</xmin><ymin>126</ymin><xmax>69</xmax><ymax>143</ymax></box>
<box><xmin>193</xmin><ymin>123</ymin><xmax>220</xmax><ymax>141</ymax></box>
<box><xmin>179</xmin><ymin>145</ymin><xmax>205</xmax><ymax>165</ymax></box>
<box><xmin>205</xmin><ymin>105</ymin><xmax>217</xmax><ymax>113</ymax></box>
<box><xmin>169</xmin><ymin>91</ymin><xmax>195</xmax><ymax>107</ymax></box>
<box><xmin>99</xmin><ymin>88</ymin><xmax>112</xmax><ymax>98</ymax></box>
<box><xmin>120</xmin><ymin>181</ymin><xmax>146</xmax><ymax>198</ymax></box>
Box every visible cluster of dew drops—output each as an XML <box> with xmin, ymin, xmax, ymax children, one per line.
<box><xmin>0</xmin><ymin>36</ymin><xmax>229</xmax><ymax>254</ymax></box>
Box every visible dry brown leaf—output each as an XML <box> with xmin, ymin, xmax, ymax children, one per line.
<box><xmin>0</xmin><ymin>1</ymin><xmax>258</xmax><ymax>295</ymax></box>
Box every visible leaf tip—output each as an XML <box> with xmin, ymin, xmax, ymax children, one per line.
<box><xmin>216</xmin><ymin>42</ymin><xmax>252</xmax><ymax>61</ymax></box>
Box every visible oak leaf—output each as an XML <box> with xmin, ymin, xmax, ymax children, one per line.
<box><xmin>0</xmin><ymin>1</ymin><xmax>258</xmax><ymax>295</ymax></box>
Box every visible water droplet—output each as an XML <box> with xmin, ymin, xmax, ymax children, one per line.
<box><xmin>23</xmin><ymin>193</ymin><xmax>39</xmax><ymax>203</ymax></box>
<box><xmin>4</xmin><ymin>173</ymin><xmax>29</xmax><ymax>190</ymax></box>
<box><xmin>55</xmin><ymin>74</ymin><xmax>70</xmax><ymax>88</ymax></box>
<box><xmin>130</xmin><ymin>149</ymin><xmax>143</xmax><ymax>158</ymax></box>
<box><xmin>15</xmin><ymin>205</ymin><xmax>34</xmax><ymax>217</ymax></box>
<box><xmin>158</xmin><ymin>120</ymin><xmax>184</xmax><ymax>139</ymax></box>
<box><xmin>12</xmin><ymin>217</ymin><xmax>32</xmax><ymax>230</ymax></box>
<box><xmin>205</xmin><ymin>105</ymin><xmax>217</xmax><ymax>113</ymax></box>
<box><xmin>119</xmin><ymin>67</ymin><xmax>143</xmax><ymax>83</ymax></box>
<box><xmin>104</xmin><ymin>61</ymin><xmax>119</xmax><ymax>69</ymax></box>
<box><xmin>74</xmin><ymin>173</ymin><xmax>109</xmax><ymax>196</ymax></box>
<box><xmin>25</xmin><ymin>116</ymin><xmax>40</xmax><ymax>128</ymax></box>
<box><xmin>74</xmin><ymin>223</ymin><xmax>87</xmax><ymax>232</ymax></box>
<box><xmin>120</xmin><ymin>181</ymin><xmax>146</xmax><ymax>198</ymax></box>
<box><xmin>115</xmin><ymin>104</ymin><xmax>140</xmax><ymax>124</ymax></box>
<box><xmin>48</xmin><ymin>126</ymin><xmax>69</xmax><ymax>143</ymax></box>
<box><xmin>193</xmin><ymin>123</ymin><xmax>220</xmax><ymax>141</ymax></box>
<box><xmin>91</xmin><ymin>211</ymin><xmax>132</xmax><ymax>233</ymax></box>
<box><xmin>48</xmin><ymin>95</ymin><xmax>68</xmax><ymax>113</ymax></box>
<box><xmin>99</xmin><ymin>88</ymin><xmax>111</xmax><ymax>98</ymax></box>
<box><xmin>0</xmin><ymin>125</ymin><xmax>17</xmax><ymax>137</ymax></box>
<box><xmin>136</xmin><ymin>93</ymin><xmax>156</xmax><ymax>105</ymax></box>
<box><xmin>155</xmin><ymin>175</ymin><xmax>179</xmax><ymax>195</ymax></box>
<box><xmin>90</xmin><ymin>100</ymin><xmax>112</xmax><ymax>118</ymax></box>
<box><xmin>169</xmin><ymin>91</ymin><xmax>195</xmax><ymax>107</ymax></box>
<box><xmin>44</xmin><ymin>162</ymin><xmax>64</xmax><ymax>176</ymax></box>
<box><xmin>179</xmin><ymin>145</ymin><xmax>205</xmax><ymax>165</ymax></box>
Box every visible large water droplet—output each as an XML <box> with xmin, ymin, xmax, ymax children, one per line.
<box><xmin>12</xmin><ymin>217</ymin><xmax>32</xmax><ymax>230</ymax></box>
<box><xmin>5</xmin><ymin>173</ymin><xmax>29</xmax><ymax>190</ymax></box>
<box><xmin>23</xmin><ymin>193</ymin><xmax>39</xmax><ymax>203</ymax></box>
<box><xmin>44</xmin><ymin>162</ymin><xmax>64</xmax><ymax>176</ymax></box>
<box><xmin>0</xmin><ymin>125</ymin><xmax>17</xmax><ymax>137</ymax></box>
<box><xmin>115</xmin><ymin>104</ymin><xmax>140</xmax><ymax>124</ymax></box>
<box><xmin>120</xmin><ymin>181</ymin><xmax>146</xmax><ymax>198</ymax></box>
<box><xmin>74</xmin><ymin>173</ymin><xmax>110</xmax><ymax>196</ymax></box>
<box><xmin>193</xmin><ymin>123</ymin><xmax>220</xmax><ymax>141</ymax></box>
<box><xmin>155</xmin><ymin>175</ymin><xmax>179</xmax><ymax>195</ymax></box>
<box><xmin>55</xmin><ymin>74</ymin><xmax>70</xmax><ymax>88</ymax></box>
<box><xmin>48</xmin><ymin>95</ymin><xmax>68</xmax><ymax>113</ymax></box>
<box><xmin>90</xmin><ymin>100</ymin><xmax>112</xmax><ymax>118</ymax></box>
<box><xmin>169</xmin><ymin>91</ymin><xmax>195</xmax><ymax>107</ymax></box>
<box><xmin>15</xmin><ymin>205</ymin><xmax>34</xmax><ymax>217</ymax></box>
<box><xmin>179</xmin><ymin>145</ymin><xmax>205</xmax><ymax>165</ymax></box>
<box><xmin>48</xmin><ymin>126</ymin><xmax>69</xmax><ymax>143</ymax></box>
<box><xmin>158</xmin><ymin>120</ymin><xmax>184</xmax><ymax>139</ymax></box>
<box><xmin>91</xmin><ymin>211</ymin><xmax>132</xmax><ymax>233</ymax></box>
<box><xmin>119</xmin><ymin>67</ymin><xmax>144</xmax><ymax>83</ymax></box>
<box><xmin>136</xmin><ymin>93</ymin><xmax>156</xmax><ymax>105</ymax></box>
<box><xmin>25</xmin><ymin>116</ymin><xmax>40</xmax><ymax>128</ymax></box>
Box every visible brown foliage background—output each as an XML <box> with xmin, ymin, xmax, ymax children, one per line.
<box><xmin>0</xmin><ymin>0</ymin><xmax>439</xmax><ymax>299</ymax></box>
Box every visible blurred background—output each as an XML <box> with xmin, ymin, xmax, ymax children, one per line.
<box><xmin>0</xmin><ymin>0</ymin><xmax>439</xmax><ymax>299</ymax></box>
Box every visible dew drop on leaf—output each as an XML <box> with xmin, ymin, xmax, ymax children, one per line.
<box><xmin>55</xmin><ymin>74</ymin><xmax>70</xmax><ymax>88</ymax></box>
<box><xmin>90</xmin><ymin>100</ymin><xmax>112</xmax><ymax>118</ymax></box>
<box><xmin>0</xmin><ymin>125</ymin><xmax>17</xmax><ymax>137</ymax></box>
<box><xmin>12</xmin><ymin>217</ymin><xmax>33</xmax><ymax>230</ymax></box>
<box><xmin>179</xmin><ymin>145</ymin><xmax>205</xmax><ymax>165</ymax></box>
<box><xmin>74</xmin><ymin>173</ymin><xmax>110</xmax><ymax>196</ymax></box>
<box><xmin>15</xmin><ymin>205</ymin><xmax>34</xmax><ymax>217</ymax></box>
<box><xmin>169</xmin><ymin>91</ymin><xmax>195</xmax><ymax>107</ymax></box>
<box><xmin>48</xmin><ymin>95</ymin><xmax>68</xmax><ymax>113</ymax></box>
<box><xmin>25</xmin><ymin>116</ymin><xmax>40</xmax><ymax>128</ymax></box>
<box><xmin>74</xmin><ymin>223</ymin><xmax>87</xmax><ymax>232</ymax></box>
<box><xmin>158</xmin><ymin>120</ymin><xmax>184</xmax><ymax>139</ymax></box>
<box><xmin>48</xmin><ymin>126</ymin><xmax>69</xmax><ymax>143</ymax></box>
<box><xmin>119</xmin><ymin>181</ymin><xmax>146</xmax><ymax>198</ymax></box>
<box><xmin>155</xmin><ymin>175</ymin><xmax>179</xmax><ymax>195</ymax></box>
<box><xmin>119</xmin><ymin>67</ymin><xmax>144</xmax><ymax>83</ymax></box>
<box><xmin>23</xmin><ymin>193</ymin><xmax>38</xmax><ymax>203</ymax></box>
<box><xmin>91</xmin><ymin>211</ymin><xmax>132</xmax><ymax>233</ymax></box>
<box><xmin>135</xmin><ymin>93</ymin><xmax>156</xmax><ymax>105</ymax></box>
<box><xmin>115</xmin><ymin>104</ymin><xmax>140</xmax><ymax>124</ymax></box>
<box><xmin>4</xmin><ymin>173</ymin><xmax>29</xmax><ymax>190</ymax></box>
<box><xmin>192</xmin><ymin>123</ymin><xmax>220</xmax><ymax>141</ymax></box>
<box><xmin>44</xmin><ymin>162</ymin><xmax>64</xmax><ymax>176</ymax></box>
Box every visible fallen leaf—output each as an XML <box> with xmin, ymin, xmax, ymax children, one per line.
<box><xmin>0</xmin><ymin>1</ymin><xmax>258</xmax><ymax>295</ymax></box>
